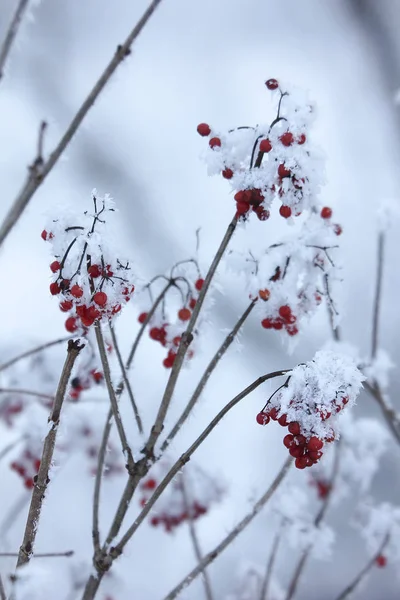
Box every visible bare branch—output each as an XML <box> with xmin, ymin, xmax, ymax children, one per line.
<box><xmin>0</xmin><ymin>551</ymin><xmax>73</xmax><ymax>558</ymax></box>
<box><xmin>92</xmin><ymin>408</ymin><xmax>113</xmax><ymax>553</ymax></box>
<box><xmin>0</xmin><ymin>0</ymin><xmax>29</xmax><ymax>82</ymax></box>
<box><xmin>0</xmin><ymin>388</ymin><xmax>54</xmax><ymax>402</ymax></box>
<box><xmin>0</xmin><ymin>0</ymin><xmax>165</xmax><ymax>247</ymax></box>
<box><xmin>0</xmin><ymin>437</ymin><xmax>25</xmax><ymax>463</ymax></box>
<box><xmin>371</xmin><ymin>232</ymin><xmax>385</xmax><ymax>360</ymax></box>
<box><xmin>16</xmin><ymin>339</ymin><xmax>84</xmax><ymax>568</ymax></box>
<box><xmin>364</xmin><ymin>381</ymin><xmax>400</xmax><ymax>445</ymax></box>
<box><xmin>324</xmin><ymin>274</ymin><xmax>340</xmax><ymax>341</ymax></box>
<box><xmin>143</xmin><ymin>216</ymin><xmax>238</xmax><ymax>459</ymax></box>
<box><xmin>109</xmin><ymin>323</ymin><xmax>143</xmax><ymax>434</ymax></box>
<box><xmin>0</xmin><ymin>573</ymin><xmax>5</xmax><ymax>600</ymax></box>
<box><xmin>0</xmin><ymin>336</ymin><xmax>72</xmax><ymax>372</ymax></box>
<box><xmin>259</xmin><ymin>520</ymin><xmax>285</xmax><ymax>600</ymax></box>
<box><xmin>163</xmin><ymin>458</ymin><xmax>293</xmax><ymax>600</ymax></box>
<box><xmin>161</xmin><ymin>298</ymin><xmax>257</xmax><ymax>453</ymax></box>
<box><xmin>334</xmin><ymin>533</ymin><xmax>390</xmax><ymax>600</ymax></box>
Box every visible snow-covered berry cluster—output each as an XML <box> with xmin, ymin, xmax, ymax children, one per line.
<box><xmin>198</xmin><ymin>79</ymin><xmax>325</xmax><ymax>221</ymax></box>
<box><xmin>43</xmin><ymin>192</ymin><xmax>136</xmax><ymax>333</ymax></box>
<box><xmin>139</xmin><ymin>462</ymin><xmax>224</xmax><ymax>533</ymax></box>
<box><xmin>256</xmin><ymin>351</ymin><xmax>364</xmax><ymax>469</ymax></box>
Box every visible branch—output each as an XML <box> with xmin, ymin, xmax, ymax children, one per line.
<box><xmin>143</xmin><ymin>216</ymin><xmax>237</xmax><ymax>459</ymax></box>
<box><xmin>0</xmin><ymin>0</ymin><xmax>29</xmax><ymax>82</ymax></box>
<box><xmin>334</xmin><ymin>534</ymin><xmax>390</xmax><ymax>600</ymax></box>
<box><xmin>163</xmin><ymin>458</ymin><xmax>293</xmax><ymax>600</ymax></box>
<box><xmin>16</xmin><ymin>339</ymin><xmax>84</xmax><ymax>568</ymax></box>
<box><xmin>0</xmin><ymin>551</ymin><xmax>73</xmax><ymax>558</ymax></box>
<box><xmin>0</xmin><ymin>336</ymin><xmax>72</xmax><ymax>372</ymax></box>
<box><xmin>94</xmin><ymin>323</ymin><xmax>134</xmax><ymax>473</ymax></box>
<box><xmin>0</xmin><ymin>388</ymin><xmax>54</xmax><ymax>402</ymax></box>
<box><xmin>259</xmin><ymin>521</ymin><xmax>285</xmax><ymax>600</ymax></box>
<box><xmin>371</xmin><ymin>232</ymin><xmax>385</xmax><ymax>360</ymax></box>
<box><xmin>0</xmin><ymin>573</ymin><xmax>5</xmax><ymax>600</ymax></box>
<box><xmin>0</xmin><ymin>0</ymin><xmax>165</xmax><ymax>248</ymax></box>
<box><xmin>161</xmin><ymin>298</ymin><xmax>257</xmax><ymax>453</ymax></box>
<box><xmin>0</xmin><ymin>437</ymin><xmax>25</xmax><ymax>463</ymax></box>
<box><xmin>363</xmin><ymin>381</ymin><xmax>400</xmax><ymax>445</ymax></box>
<box><xmin>92</xmin><ymin>408</ymin><xmax>113</xmax><ymax>554</ymax></box>
<box><xmin>111</xmin><ymin>369</ymin><xmax>290</xmax><ymax>557</ymax></box>
<box><xmin>324</xmin><ymin>274</ymin><xmax>340</xmax><ymax>341</ymax></box>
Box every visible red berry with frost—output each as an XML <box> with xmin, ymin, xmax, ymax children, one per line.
<box><xmin>295</xmin><ymin>455</ymin><xmax>312</xmax><ymax>469</ymax></box>
<box><xmin>272</xmin><ymin>320</ymin><xmax>283</xmax><ymax>330</ymax></box>
<box><xmin>308</xmin><ymin>450</ymin><xmax>323</xmax><ymax>461</ymax></box>
<box><xmin>222</xmin><ymin>168</ymin><xmax>233</xmax><ymax>179</ymax></box>
<box><xmin>283</xmin><ymin>434</ymin><xmax>295</xmax><ymax>449</ymax></box>
<box><xmin>138</xmin><ymin>312</ymin><xmax>148</xmax><ymax>324</ymax></box>
<box><xmin>333</xmin><ymin>223</ymin><xmax>342</xmax><ymax>236</ymax></box>
<box><xmin>50</xmin><ymin>261</ymin><xmax>60</xmax><ymax>273</ymax></box>
<box><xmin>287</xmin><ymin>326</ymin><xmax>299</xmax><ymax>336</ymax></box>
<box><xmin>236</xmin><ymin>200</ymin><xmax>250</xmax><ymax>216</ymax></box>
<box><xmin>278</xmin><ymin>414</ymin><xmax>288</xmax><ymax>427</ymax></box>
<box><xmin>321</xmin><ymin>207</ymin><xmax>332</xmax><ymax>219</ymax></box>
<box><xmin>290</xmin><ymin>446</ymin><xmax>305</xmax><ymax>458</ymax></box>
<box><xmin>81</xmin><ymin>314</ymin><xmax>95</xmax><ymax>327</ymax></box>
<box><xmin>259</xmin><ymin>289</ymin><xmax>270</xmax><ymax>301</ymax></box>
<box><xmin>278</xmin><ymin>163</ymin><xmax>291</xmax><ymax>178</ymax></box>
<box><xmin>87</xmin><ymin>305</ymin><xmax>101</xmax><ymax>320</ymax></box>
<box><xmin>307</xmin><ymin>437</ymin><xmax>324</xmax><ymax>452</ymax></box>
<box><xmin>197</xmin><ymin>123</ymin><xmax>211</xmax><ymax>137</ymax></box>
<box><xmin>209</xmin><ymin>137</ymin><xmax>221</xmax><ymax>149</ymax></box>
<box><xmin>50</xmin><ymin>282</ymin><xmax>60</xmax><ymax>295</ymax></box>
<box><xmin>60</xmin><ymin>300</ymin><xmax>73</xmax><ymax>312</ymax></box>
<box><xmin>278</xmin><ymin>305</ymin><xmax>292</xmax><ymax>321</ymax></box>
<box><xmin>269</xmin><ymin>407</ymin><xmax>279</xmax><ymax>421</ymax></box>
<box><xmin>93</xmin><ymin>291</ymin><xmax>107</xmax><ymax>307</ymax></box>
<box><xmin>256</xmin><ymin>412</ymin><xmax>270</xmax><ymax>425</ymax></box>
<box><xmin>260</xmin><ymin>139</ymin><xmax>272</xmax><ymax>153</ymax></box>
<box><xmin>195</xmin><ymin>278</ymin><xmax>204</xmax><ymax>291</ymax></box>
<box><xmin>65</xmin><ymin>317</ymin><xmax>78</xmax><ymax>333</ymax></box>
<box><xmin>376</xmin><ymin>555</ymin><xmax>387</xmax><ymax>568</ymax></box>
<box><xmin>261</xmin><ymin>318</ymin><xmax>273</xmax><ymax>329</ymax></box>
<box><xmin>255</xmin><ymin>207</ymin><xmax>270</xmax><ymax>221</ymax></box>
<box><xmin>265</xmin><ymin>78</ymin><xmax>279</xmax><ymax>90</ymax></box>
<box><xmin>178</xmin><ymin>308</ymin><xmax>191</xmax><ymax>321</ymax></box>
<box><xmin>88</xmin><ymin>265</ymin><xmax>101</xmax><ymax>278</ymax></box>
<box><xmin>294</xmin><ymin>434</ymin><xmax>307</xmax><ymax>446</ymax></box>
<box><xmin>288</xmin><ymin>422</ymin><xmax>301</xmax><ymax>435</ymax></box>
<box><xmin>280</xmin><ymin>132</ymin><xmax>294</xmax><ymax>147</ymax></box>
<box><xmin>279</xmin><ymin>205</ymin><xmax>292</xmax><ymax>219</ymax></box>
<box><xmin>71</xmin><ymin>284</ymin><xmax>83</xmax><ymax>298</ymax></box>
<box><xmin>297</xmin><ymin>133</ymin><xmax>306</xmax><ymax>144</ymax></box>
<box><xmin>41</xmin><ymin>230</ymin><xmax>53</xmax><ymax>241</ymax></box>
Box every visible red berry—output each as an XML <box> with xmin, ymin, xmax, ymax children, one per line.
<box><xmin>316</xmin><ymin>481</ymin><xmax>331</xmax><ymax>498</ymax></box>
<box><xmin>295</xmin><ymin>455</ymin><xmax>312</xmax><ymax>469</ymax></box>
<box><xmin>308</xmin><ymin>450</ymin><xmax>323</xmax><ymax>462</ymax></box>
<box><xmin>321</xmin><ymin>206</ymin><xmax>332</xmax><ymax>219</ymax></box>
<box><xmin>256</xmin><ymin>412</ymin><xmax>270</xmax><ymax>425</ymax></box>
<box><xmin>222</xmin><ymin>168</ymin><xmax>234</xmax><ymax>179</ymax></box>
<box><xmin>236</xmin><ymin>200</ymin><xmax>250</xmax><ymax>216</ymax></box>
<box><xmin>272</xmin><ymin>320</ymin><xmax>283</xmax><ymax>330</ymax></box>
<box><xmin>88</xmin><ymin>265</ymin><xmax>101</xmax><ymax>278</ymax></box>
<box><xmin>138</xmin><ymin>312</ymin><xmax>148</xmax><ymax>324</ymax></box>
<box><xmin>173</xmin><ymin>336</ymin><xmax>181</xmax><ymax>346</ymax></box>
<box><xmin>333</xmin><ymin>223</ymin><xmax>342</xmax><ymax>236</ymax></box>
<box><xmin>150</xmin><ymin>516</ymin><xmax>159</xmax><ymax>526</ymax></box>
<box><xmin>290</xmin><ymin>446</ymin><xmax>304</xmax><ymax>458</ymax></box>
<box><xmin>287</xmin><ymin>326</ymin><xmax>299</xmax><ymax>337</ymax></box>
<box><xmin>65</xmin><ymin>317</ymin><xmax>78</xmax><ymax>333</ymax></box>
<box><xmin>255</xmin><ymin>207</ymin><xmax>270</xmax><ymax>221</ymax></box>
<box><xmin>195</xmin><ymin>278</ymin><xmax>204</xmax><ymax>291</ymax></box>
<box><xmin>259</xmin><ymin>289</ymin><xmax>270</xmax><ymax>301</ymax></box>
<box><xmin>41</xmin><ymin>230</ymin><xmax>53</xmax><ymax>241</ymax></box>
<box><xmin>265</xmin><ymin>78</ymin><xmax>279</xmax><ymax>90</ymax></box>
<box><xmin>260</xmin><ymin>139</ymin><xmax>272</xmax><ymax>153</ymax></box>
<box><xmin>288</xmin><ymin>422</ymin><xmax>301</xmax><ymax>436</ymax></box>
<box><xmin>297</xmin><ymin>133</ymin><xmax>306</xmax><ymax>144</ymax></box>
<box><xmin>178</xmin><ymin>308</ymin><xmax>191</xmax><ymax>321</ymax></box>
<box><xmin>278</xmin><ymin>305</ymin><xmax>292</xmax><ymax>321</ymax></box>
<box><xmin>376</xmin><ymin>555</ymin><xmax>387</xmax><ymax>568</ymax></box>
<box><xmin>294</xmin><ymin>434</ymin><xmax>307</xmax><ymax>447</ymax></box>
<box><xmin>93</xmin><ymin>291</ymin><xmax>107</xmax><ymax>307</ymax></box>
<box><xmin>209</xmin><ymin>137</ymin><xmax>221</xmax><ymax>149</ymax></box>
<box><xmin>278</xmin><ymin>414</ymin><xmax>288</xmax><ymax>427</ymax></box>
<box><xmin>50</xmin><ymin>261</ymin><xmax>60</xmax><ymax>273</ymax></box>
<box><xmin>70</xmin><ymin>284</ymin><xmax>84</xmax><ymax>298</ymax></box>
<box><xmin>283</xmin><ymin>434</ymin><xmax>295</xmax><ymax>449</ymax></box>
<box><xmin>197</xmin><ymin>123</ymin><xmax>211</xmax><ymax>137</ymax></box>
<box><xmin>279</xmin><ymin>132</ymin><xmax>294</xmax><ymax>147</ymax></box>
<box><xmin>279</xmin><ymin>205</ymin><xmax>292</xmax><ymax>219</ymax></box>
<box><xmin>60</xmin><ymin>300</ymin><xmax>73</xmax><ymax>312</ymax></box>
<box><xmin>269</xmin><ymin>407</ymin><xmax>279</xmax><ymax>421</ymax></box>
<box><xmin>91</xmin><ymin>370</ymin><xmax>103</xmax><ymax>383</ymax></box>
<box><xmin>50</xmin><ymin>282</ymin><xmax>60</xmax><ymax>295</ymax></box>
<box><xmin>149</xmin><ymin>327</ymin><xmax>161</xmax><ymax>341</ymax></box>
<box><xmin>81</xmin><ymin>314</ymin><xmax>95</xmax><ymax>327</ymax></box>
<box><xmin>144</xmin><ymin>478</ymin><xmax>157</xmax><ymax>490</ymax></box>
<box><xmin>278</xmin><ymin>163</ymin><xmax>291</xmax><ymax>178</ymax></box>
<box><xmin>189</xmin><ymin>298</ymin><xmax>196</xmax><ymax>310</ymax></box>
<box><xmin>87</xmin><ymin>305</ymin><xmax>101</xmax><ymax>320</ymax></box>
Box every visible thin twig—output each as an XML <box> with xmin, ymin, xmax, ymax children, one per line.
<box><xmin>0</xmin><ymin>0</ymin><xmax>165</xmax><ymax>248</ymax></box>
<box><xmin>324</xmin><ymin>274</ymin><xmax>340</xmax><ymax>341</ymax></box>
<box><xmin>16</xmin><ymin>339</ymin><xmax>84</xmax><ymax>568</ymax></box>
<box><xmin>0</xmin><ymin>0</ymin><xmax>29</xmax><ymax>81</ymax></box>
<box><xmin>0</xmin><ymin>551</ymin><xmax>73</xmax><ymax>558</ymax></box>
<box><xmin>94</xmin><ymin>323</ymin><xmax>134</xmax><ymax>473</ymax></box>
<box><xmin>0</xmin><ymin>336</ymin><xmax>71</xmax><ymax>372</ymax></box>
<box><xmin>334</xmin><ymin>533</ymin><xmax>390</xmax><ymax>600</ymax></box>
<box><xmin>0</xmin><ymin>388</ymin><xmax>54</xmax><ymax>402</ymax></box>
<box><xmin>181</xmin><ymin>475</ymin><xmax>214</xmax><ymax>600</ymax></box>
<box><xmin>92</xmin><ymin>408</ymin><xmax>113</xmax><ymax>554</ymax></box>
<box><xmin>109</xmin><ymin>323</ymin><xmax>143</xmax><ymax>434</ymax></box>
<box><xmin>111</xmin><ymin>369</ymin><xmax>290</xmax><ymax>557</ymax></box>
<box><xmin>364</xmin><ymin>381</ymin><xmax>400</xmax><ymax>445</ymax></box>
<box><xmin>143</xmin><ymin>216</ymin><xmax>237</xmax><ymax>459</ymax></box>
<box><xmin>285</xmin><ymin>441</ymin><xmax>342</xmax><ymax>600</ymax></box>
<box><xmin>0</xmin><ymin>437</ymin><xmax>25</xmax><ymax>463</ymax></box>
<box><xmin>0</xmin><ymin>573</ymin><xmax>5</xmax><ymax>600</ymax></box>
<box><xmin>163</xmin><ymin>458</ymin><xmax>293</xmax><ymax>600</ymax></box>
<box><xmin>371</xmin><ymin>232</ymin><xmax>385</xmax><ymax>361</ymax></box>
<box><xmin>161</xmin><ymin>298</ymin><xmax>257</xmax><ymax>453</ymax></box>
<box><xmin>259</xmin><ymin>521</ymin><xmax>285</xmax><ymax>600</ymax></box>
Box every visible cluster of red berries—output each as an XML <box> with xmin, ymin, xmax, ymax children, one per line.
<box><xmin>138</xmin><ymin>278</ymin><xmax>204</xmax><ymax>368</ymax></box>
<box><xmin>0</xmin><ymin>396</ymin><xmax>23</xmax><ymax>427</ymax></box>
<box><xmin>10</xmin><ymin>448</ymin><xmax>41</xmax><ymax>489</ymax></box>
<box><xmin>68</xmin><ymin>368</ymin><xmax>104</xmax><ymax>401</ymax></box>
<box><xmin>260</xmin><ymin>302</ymin><xmax>299</xmax><ymax>337</ymax></box>
<box><xmin>319</xmin><ymin>206</ymin><xmax>342</xmax><ymax>236</ymax></box>
<box><xmin>139</xmin><ymin>476</ymin><xmax>208</xmax><ymax>533</ymax></box>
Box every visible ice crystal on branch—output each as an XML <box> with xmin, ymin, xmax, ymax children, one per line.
<box><xmin>43</xmin><ymin>192</ymin><xmax>136</xmax><ymax>333</ymax></box>
<box><xmin>256</xmin><ymin>351</ymin><xmax>365</xmax><ymax>469</ymax></box>
<box><xmin>198</xmin><ymin>79</ymin><xmax>326</xmax><ymax>222</ymax></box>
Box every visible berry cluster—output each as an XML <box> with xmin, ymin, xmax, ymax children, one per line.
<box><xmin>198</xmin><ymin>79</ymin><xmax>324</xmax><ymax>221</ymax></box>
<box><xmin>68</xmin><ymin>368</ymin><xmax>104</xmax><ymax>401</ymax></box>
<box><xmin>260</xmin><ymin>303</ymin><xmax>299</xmax><ymax>337</ymax></box>
<box><xmin>138</xmin><ymin>276</ymin><xmax>204</xmax><ymax>369</ymax></box>
<box><xmin>0</xmin><ymin>396</ymin><xmax>23</xmax><ymax>427</ymax></box>
<box><xmin>10</xmin><ymin>447</ymin><xmax>41</xmax><ymax>489</ymax></box>
<box><xmin>43</xmin><ymin>194</ymin><xmax>136</xmax><ymax>333</ymax></box>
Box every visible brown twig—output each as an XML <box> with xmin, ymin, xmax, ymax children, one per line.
<box><xmin>0</xmin><ymin>574</ymin><xmax>5</xmax><ymax>600</ymax></box>
<box><xmin>94</xmin><ymin>323</ymin><xmax>134</xmax><ymax>473</ymax></box>
<box><xmin>324</xmin><ymin>274</ymin><xmax>340</xmax><ymax>341</ymax></box>
<box><xmin>334</xmin><ymin>533</ymin><xmax>390</xmax><ymax>600</ymax></box>
<box><xmin>143</xmin><ymin>216</ymin><xmax>237</xmax><ymax>460</ymax></box>
<box><xmin>0</xmin><ymin>0</ymin><xmax>29</xmax><ymax>82</ymax></box>
<box><xmin>180</xmin><ymin>475</ymin><xmax>214</xmax><ymax>600</ymax></box>
<box><xmin>371</xmin><ymin>232</ymin><xmax>385</xmax><ymax>361</ymax></box>
<box><xmin>109</xmin><ymin>323</ymin><xmax>143</xmax><ymax>434</ymax></box>
<box><xmin>0</xmin><ymin>437</ymin><xmax>25</xmax><ymax>463</ymax></box>
<box><xmin>363</xmin><ymin>381</ymin><xmax>400</xmax><ymax>445</ymax></box>
<box><xmin>285</xmin><ymin>441</ymin><xmax>341</xmax><ymax>600</ymax></box>
<box><xmin>16</xmin><ymin>339</ymin><xmax>84</xmax><ymax>568</ymax></box>
<box><xmin>0</xmin><ymin>336</ymin><xmax>72</xmax><ymax>372</ymax></box>
<box><xmin>259</xmin><ymin>520</ymin><xmax>285</xmax><ymax>600</ymax></box>
<box><xmin>92</xmin><ymin>408</ymin><xmax>113</xmax><ymax>554</ymax></box>
<box><xmin>163</xmin><ymin>458</ymin><xmax>293</xmax><ymax>600</ymax></box>
<box><xmin>0</xmin><ymin>388</ymin><xmax>54</xmax><ymax>402</ymax></box>
<box><xmin>0</xmin><ymin>0</ymin><xmax>165</xmax><ymax>248</ymax></box>
<box><xmin>161</xmin><ymin>298</ymin><xmax>257</xmax><ymax>453</ymax></box>
<box><xmin>1</xmin><ymin>551</ymin><xmax>73</xmax><ymax>558</ymax></box>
